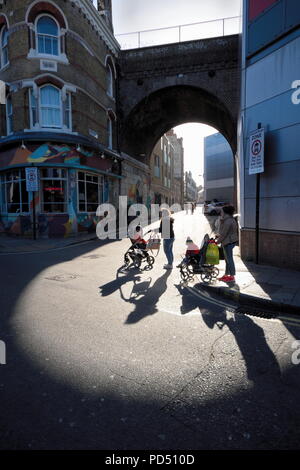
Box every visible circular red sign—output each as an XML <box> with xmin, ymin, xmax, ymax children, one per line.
<box><xmin>251</xmin><ymin>139</ymin><xmax>262</xmax><ymax>156</ymax></box>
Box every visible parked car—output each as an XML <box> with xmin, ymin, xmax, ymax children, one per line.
<box><xmin>204</xmin><ymin>201</ymin><xmax>227</xmax><ymax>216</ymax></box>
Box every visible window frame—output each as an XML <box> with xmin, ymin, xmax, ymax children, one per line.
<box><xmin>39</xmin><ymin>84</ymin><xmax>62</xmax><ymax>129</ymax></box>
<box><xmin>0</xmin><ymin>24</ymin><xmax>9</xmax><ymax>69</ymax></box>
<box><xmin>40</xmin><ymin>167</ymin><xmax>68</xmax><ymax>214</ymax></box>
<box><xmin>107</xmin><ymin>116</ymin><xmax>113</xmax><ymax>150</ymax></box>
<box><xmin>77</xmin><ymin>171</ymin><xmax>104</xmax><ymax>214</ymax></box>
<box><xmin>0</xmin><ymin>169</ymin><xmax>30</xmax><ymax>215</ymax></box>
<box><xmin>29</xmin><ymin>84</ymin><xmax>72</xmax><ymax>131</ymax></box>
<box><xmin>107</xmin><ymin>63</ymin><xmax>114</xmax><ymax>98</ymax></box>
<box><xmin>35</xmin><ymin>13</ymin><xmax>60</xmax><ymax>58</ymax></box>
<box><xmin>6</xmin><ymin>94</ymin><xmax>13</xmax><ymax>135</ymax></box>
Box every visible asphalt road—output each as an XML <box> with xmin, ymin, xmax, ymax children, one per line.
<box><xmin>0</xmin><ymin>210</ymin><xmax>300</xmax><ymax>450</ymax></box>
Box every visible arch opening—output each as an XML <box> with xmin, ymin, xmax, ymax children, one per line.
<box><xmin>120</xmin><ymin>85</ymin><xmax>237</xmax><ymax>164</ymax></box>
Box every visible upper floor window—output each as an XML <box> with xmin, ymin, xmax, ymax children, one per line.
<box><xmin>40</xmin><ymin>85</ymin><xmax>61</xmax><ymax>127</ymax></box>
<box><xmin>6</xmin><ymin>95</ymin><xmax>13</xmax><ymax>135</ymax></box>
<box><xmin>0</xmin><ymin>25</ymin><xmax>8</xmax><ymax>68</ymax></box>
<box><xmin>107</xmin><ymin>116</ymin><xmax>113</xmax><ymax>149</ymax></box>
<box><xmin>29</xmin><ymin>84</ymin><xmax>72</xmax><ymax>131</ymax></box>
<box><xmin>36</xmin><ymin>15</ymin><xmax>59</xmax><ymax>56</ymax></box>
<box><xmin>107</xmin><ymin>64</ymin><xmax>114</xmax><ymax>97</ymax></box>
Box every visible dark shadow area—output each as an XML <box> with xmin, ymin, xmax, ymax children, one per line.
<box><xmin>0</xmin><ymin>235</ymin><xmax>300</xmax><ymax>450</ymax></box>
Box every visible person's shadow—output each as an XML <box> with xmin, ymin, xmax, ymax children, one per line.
<box><xmin>201</xmin><ymin>308</ymin><xmax>282</xmax><ymax>383</ymax></box>
<box><xmin>175</xmin><ymin>283</ymin><xmax>281</xmax><ymax>384</ymax></box>
<box><xmin>125</xmin><ymin>270</ymin><xmax>172</xmax><ymax>324</ymax></box>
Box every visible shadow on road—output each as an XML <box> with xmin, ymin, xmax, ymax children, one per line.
<box><xmin>1</xmin><ymin>235</ymin><xmax>300</xmax><ymax>449</ymax></box>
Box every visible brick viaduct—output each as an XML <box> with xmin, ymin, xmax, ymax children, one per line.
<box><xmin>117</xmin><ymin>34</ymin><xmax>240</xmax><ymax>164</ymax></box>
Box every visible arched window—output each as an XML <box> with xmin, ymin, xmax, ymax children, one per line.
<box><xmin>107</xmin><ymin>63</ymin><xmax>114</xmax><ymax>97</ymax></box>
<box><xmin>1</xmin><ymin>25</ymin><xmax>8</xmax><ymax>68</ymax></box>
<box><xmin>36</xmin><ymin>15</ymin><xmax>59</xmax><ymax>56</ymax></box>
<box><xmin>40</xmin><ymin>85</ymin><xmax>61</xmax><ymax>128</ymax></box>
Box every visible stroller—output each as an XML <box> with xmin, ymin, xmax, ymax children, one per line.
<box><xmin>177</xmin><ymin>234</ymin><xmax>219</xmax><ymax>283</ymax></box>
<box><xmin>123</xmin><ymin>229</ymin><xmax>156</xmax><ymax>269</ymax></box>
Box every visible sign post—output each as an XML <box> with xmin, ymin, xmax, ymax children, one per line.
<box><xmin>25</xmin><ymin>167</ymin><xmax>39</xmax><ymax>240</ymax></box>
<box><xmin>249</xmin><ymin>124</ymin><xmax>264</xmax><ymax>264</ymax></box>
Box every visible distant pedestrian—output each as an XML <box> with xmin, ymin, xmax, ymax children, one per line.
<box><xmin>215</xmin><ymin>204</ymin><xmax>239</xmax><ymax>283</ymax></box>
<box><xmin>159</xmin><ymin>208</ymin><xmax>175</xmax><ymax>269</ymax></box>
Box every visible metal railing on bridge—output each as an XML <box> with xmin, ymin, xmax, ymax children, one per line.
<box><xmin>115</xmin><ymin>16</ymin><xmax>241</xmax><ymax>50</ymax></box>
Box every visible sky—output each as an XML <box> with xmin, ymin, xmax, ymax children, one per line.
<box><xmin>111</xmin><ymin>0</ymin><xmax>241</xmax><ymax>185</ymax></box>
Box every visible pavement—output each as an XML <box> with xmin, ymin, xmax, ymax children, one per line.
<box><xmin>1</xmin><ymin>212</ymin><xmax>300</xmax><ymax>314</ymax></box>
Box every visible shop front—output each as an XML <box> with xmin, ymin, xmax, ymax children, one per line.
<box><xmin>0</xmin><ymin>142</ymin><xmax>122</xmax><ymax>238</ymax></box>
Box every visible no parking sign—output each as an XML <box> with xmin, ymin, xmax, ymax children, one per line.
<box><xmin>25</xmin><ymin>167</ymin><xmax>39</xmax><ymax>192</ymax></box>
<box><xmin>249</xmin><ymin>128</ymin><xmax>264</xmax><ymax>175</ymax></box>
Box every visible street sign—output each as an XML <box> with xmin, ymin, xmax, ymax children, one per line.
<box><xmin>25</xmin><ymin>167</ymin><xmax>39</xmax><ymax>192</ymax></box>
<box><xmin>249</xmin><ymin>128</ymin><xmax>264</xmax><ymax>175</ymax></box>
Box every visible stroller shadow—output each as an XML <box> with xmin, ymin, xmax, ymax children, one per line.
<box><xmin>125</xmin><ymin>270</ymin><xmax>172</xmax><ymax>324</ymax></box>
<box><xmin>99</xmin><ymin>267</ymin><xmax>142</xmax><ymax>297</ymax></box>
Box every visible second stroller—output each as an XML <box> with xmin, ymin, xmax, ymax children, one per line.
<box><xmin>177</xmin><ymin>234</ymin><xmax>219</xmax><ymax>283</ymax></box>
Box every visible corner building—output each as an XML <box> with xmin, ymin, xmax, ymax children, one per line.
<box><xmin>0</xmin><ymin>0</ymin><xmax>121</xmax><ymax>237</ymax></box>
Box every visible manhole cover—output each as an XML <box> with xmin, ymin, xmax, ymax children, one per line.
<box><xmin>45</xmin><ymin>273</ymin><xmax>79</xmax><ymax>282</ymax></box>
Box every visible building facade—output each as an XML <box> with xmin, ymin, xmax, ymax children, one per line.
<box><xmin>0</xmin><ymin>0</ymin><xmax>123</xmax><ymax>238</ymax></box>
<box><xmin>165</xmin><ymin>129</ymin><xmax>184</xmax><ymax>206</ymax></box>
<box><xmin>239</xmin><ymin>0</ymin><xmax>300</xmax><ymax>269</ymax></box>
<box><xmin>149</xmin><ymin>134</ymin><xmax>176</xmax><ymax>207</ymax></box>
<box><xmin>184</xmin><ymin>171</ymin><xmax>198</xmax><ymax>203</ymax></box>
<box><xmin>203</xmin><ymin>132</ymin><xmax>234</xmax><ymax>203</ymax></box>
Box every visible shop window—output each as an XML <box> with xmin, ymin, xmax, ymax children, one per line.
<box><xmin>77</xmin><ymin>171</ymin><xmax>103</xmax><ymax>213</ymax></box>
<box><xmin>0</xmin><ymin>169</ymin><xmax>29</xmax><ymax>214</ymax></box>
<box><xmin>36</xmin><ymin>15</ymin><xmax>59</xmax><ymax>56</ymax></box>
<box><xmin>41</xmin><ymin>168</ymin><xmax>67</xmax><ymax>213</ymax></box>
<box><xmin>0</xmin><ymin>25</ymin><xmax>8</xmax><ymax>69</ymax></box>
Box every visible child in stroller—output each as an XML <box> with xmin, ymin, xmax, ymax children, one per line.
<box><xmin>177</xmin><ymin>234</ymin><xmax>219</xmax><ymax>283</ymax></box>
<box><xmin>123</xmin><ymin>226</ymin><xmax>155</xmax><ymax>269</ymax></box>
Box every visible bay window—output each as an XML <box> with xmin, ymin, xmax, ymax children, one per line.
<box><xmin>78</xmin><ymin>172</ymin><xmax>103</xmax><ymax>212</ymax></box>
<box><xmin>0</xmin><ymin>170</ymin><xmax>29</xmax><ymax>214</ymax></box>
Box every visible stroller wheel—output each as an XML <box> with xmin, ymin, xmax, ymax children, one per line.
<box><xmin>201</xmin><ymin>272</ymin><xmax>212</xmax><ymax>284</ymax></box>
<box><xmin>146</xmin><ymin>255</ymin><xmax>155</xmax><ymax>266</ymax></box>
<box><xmin>211</xmin><ymin>267</ymin><xmax>219</xmax><ymax>278</ymax></box>
<box><xmin>180</xmin><ymin>268</ymin><xmax>191</xmax><ymax>282</ymax></box>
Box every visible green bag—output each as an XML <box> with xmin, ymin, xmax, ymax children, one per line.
<box><xmin>205</xmin><ymin>242</ymin><xmax>220</xmax><ymax>265</ymax></box>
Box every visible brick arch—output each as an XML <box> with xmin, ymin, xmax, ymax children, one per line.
<box><xmin>120</xmin><ymin>85</ymin><xmax>237</xmax><ymax>163</ymax></box>
<box><xmin>26</xmin><ymin>1</ymin><xmax>68</xmax><ymax>29</ymax></box>
<box><xmin>35</xmin><ymin>75</ymin><xmax>64</xmax><ymax>88</ymax></box>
